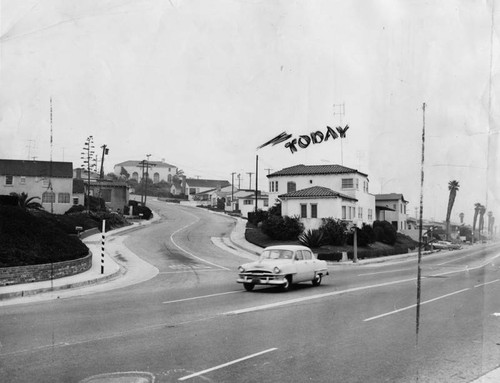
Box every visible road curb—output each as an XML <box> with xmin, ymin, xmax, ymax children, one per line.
<box><xmin>0</xmin><ymin>262</ymin><xmax>124</xmax><ymax>301</ymax></box>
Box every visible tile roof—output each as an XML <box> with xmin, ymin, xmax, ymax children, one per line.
<box><xmin>0</xmin><ymin>159</ymin><xmax>73</xmax><ymax>178</ymax></box>
<box><xmin>115</xmin><ymin>160</ymin><xmax>177</xmax><ymax>168</ymax></box>
<box><xmin>185</xmin><ymin>178</ymin><xmax>231</xmax><ymax>188</ymax></box>
<box><xmin>279</xmin><ymin>186</ymin><xmax>357</xmax><ymax>201</ymax></box>
<box><xmin>375</xmin><ymin>193</ymin><xmax>408</xmax><ymax>203</ymax></box>
<box><xmin>268</xmin><ymin>164</ymin><xmax>367</xmax><ymax>177</ymax></box>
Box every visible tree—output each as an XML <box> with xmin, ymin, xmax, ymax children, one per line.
<box><xmin>10</xmin><ymin>192</ymin><xmax>43</xmax><ymax>210</ymax></box>
<box><xmin>472</xmin><ymin>202</ymin><xmax>481</xmax><ymax>241</ymax></box>
<box><xmin>119</xmin><ymin>166</ymin><xmax>130</xmax><ymax>179</ymax></box>
<box><xmin>478</xmin><ymin>205</ymin><xmax>486</xmax><ymax>235</ymax></box>
<box><xmin>445</xmin><ymin>180</ymin><xmax>460</xmax><ymax>240</ymax></box>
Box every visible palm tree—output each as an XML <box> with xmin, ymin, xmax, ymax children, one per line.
<box><xmin>10</xmin><ymin>192</ymin><xmax>43</xmax><ymax>210</ymax></box>
<box><xmin>445</xmin><ymin>180</ymin><xmax>460</xmax><ymax>240</ymax></box>
<box><xmin>478</xmin><ymin>205</ymin><xmax>486</xmax><ymax>235</ymax></box>
<box><xmin>472</xmin><ymin>202</ymin><xmax>481</xmax><ymax>241</ymax></box>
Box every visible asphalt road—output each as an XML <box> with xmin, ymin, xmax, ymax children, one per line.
<box><xmin>1</xmin><ymin>201</ymin><xmax>499</xmax><ymax>383</ymax></box>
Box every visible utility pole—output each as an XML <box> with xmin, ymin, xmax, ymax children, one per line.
<box><xmin>137</xmin><ymin>156</ymin><xmax>155</xmax><ymax>206</ymax></box>
<box><xmin>247</xmin><ymin>172</ymin><xmax>254</xmax><ymax>190</ymax></box>
<box><xmin>231</xmin><ymin>172</ymin><xmax>236</xmax><ymax>211</ymax></box>
<box><xmin>99</xmin><ymin>144</ymin><xmax>109</xmax><ymax>179</ymax></box>
<box><xmin>237</xmin><ymin>173</ymin><xmax>241</xmax><ymax>189</ymax></box>
<box><xmin>255</xmin><ymin>155</ymin><xmax>259</xmax><ymax>212</ymax></box>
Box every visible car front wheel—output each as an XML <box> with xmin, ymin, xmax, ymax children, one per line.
<box><xmin>312</xmin><ymin>274</ymin><xmax>322</xmax><ymax>286</ymax></box>
<box><xmin>243</xmin><ymin>283</ymin><xmax>254</xmax><ymax>291</ymax></box>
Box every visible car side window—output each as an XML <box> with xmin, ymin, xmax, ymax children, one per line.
<box><xmin>295</xmin><ymin>251</ymin><xmax>304</xmax><ymax>261</ymax></box>
<box><xmin>303</xmin><ymin>250</ymin><xmax>312</xmax><ymax>260</ymax></box>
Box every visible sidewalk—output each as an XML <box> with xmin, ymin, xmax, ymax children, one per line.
<box><xmin>0</xmin><ymin>215</ymin><xmax>160</xmax><ymax>306</ymax></box>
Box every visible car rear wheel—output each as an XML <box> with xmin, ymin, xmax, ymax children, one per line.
<box><xmin>281</xmin><ymin>276</ymin><xmax>292</xmax><ymax>291</ymax></box>
<box><xmin>312</xmin><ymin>274</ymin><xmax>322</xmax><ymax>286</ymax></box>
<box><xmin>243</xmin><ymin>283</ymin><xmax>254</xmax><ymax>291</ymax></box>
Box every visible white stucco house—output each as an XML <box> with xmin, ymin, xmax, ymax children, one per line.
<box><xmin>268</xmin><ymin>164</ymin><xmax>375</xmax><ymax>230</ymax></box>
<box><xmin>235</xmin><ymin>191</ymin><xmax>269</xmax><ymax>218</ymax></box>
<box><xmin>184</xmin><ymin>178</ymin><xmax>231</xmax><ymax>201</ymax></box>
<box><xmin>375</xmin><ymin>193</ymin><xmax>409</xmax><ymax>231</ymax></box>
<box><xmin>0</xmin><ymin>159</ymin><xmax>74</xmax><ymax>214</ymax></box>
<box><xmin>114</xmin><ymin>159</ymin><xmax>177</xmax><ymax>184</ymax></box>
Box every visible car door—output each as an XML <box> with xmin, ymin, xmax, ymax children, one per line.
<box><xmin>292</xmin><ymin>250</ymin><xmax>307</xmax><ymax>282</ymax></box>
<box><xmin>301</xmin><ymin>250</ymin><xmax>317</xmax><ymax>280</ymax></box>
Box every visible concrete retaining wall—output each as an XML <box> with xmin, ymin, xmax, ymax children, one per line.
<box><xmin>0</xmin><ymin>252</ymin><xmax>92</xmax><ymax>287</ymax></box>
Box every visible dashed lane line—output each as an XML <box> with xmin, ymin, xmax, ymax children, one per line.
<box><xmin>163</xmin><ymin>290</ymin><xmax>242</xmax><ymax>304</ymax></box>
<box><xmin>178</xmin><ymin>348</ymin><xmax>278</xmax><ymax>381</ymax></box>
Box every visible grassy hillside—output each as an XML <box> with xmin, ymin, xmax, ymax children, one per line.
<box><xmin>0</xmin><ymin>206</ymin><xmax>128</xmax><ymax>267</ymax></box>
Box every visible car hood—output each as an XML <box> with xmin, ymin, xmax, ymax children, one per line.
<box><xmin>241</xmin><ymin>259</ymin><xmax>292</xmax><ymax>271</ymax></box>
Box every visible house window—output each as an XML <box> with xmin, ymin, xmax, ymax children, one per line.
<box><xmin>311</xmin><ymin>204</ymin><xmax>318</xmax><ymax>218</ymax></box>
<box><xmin>368</xmin><ymin>209</ymin><xmax>373</xmax><ymax>220</ymax></box>
<box><xmin>5</xmin><ymin>175</ymin><xmax>13</xmax><ymax>185</ymax></box>
<box><xmin>132</xmin><ymin>172</ymin><xmax>139</xmax><ymax>181</ymax></box>
<box><xmin>341</xmin><ymin>178</ymin><xmax>354</xmax><ymax>189</ymax></box>
<box><xmin>42</xmin><ymin>191</ymin><xmax>55</xmax><ymax>203</ymax></box>
<box><xmin>73</xmin><ymin>197</ymin><xmax>79</xmax><ymax>205</ymax></box>
<box><xmin>264</xmin><ymin>199</ymin><xmax>269</xmax><ymax>207</ymax></box>
<box><xmin>342</xmin><ymin>206</ymin><xmax>347</xmax><ymax>220</ymax></box>
<box><xmin>274</xmin><ymin>181</ymin><xmax>278</xmax><ymax>192</ymax></box>
<box><xmin>58</xmin><ymin>193</ymin><xmax>70</xmax><ymax>203</ymax></box>
<box><xmin>20</xmin><ymin>176</ymin><xmax>26</xmax><ymax>185</ymax></box>
<box><xmin>287</xmin><ymin>182</ymin><xmax>296</xmax><ymax>193</ymax></box>
<box><xmin>300</xmin><ymin>204</ymin><xmax>307</xmax><ymax>218</ymax></box>
<box><xmin>153</xmin><ymin>173</ymin><xmax>160</xmax><ymax>183</ymax></box>
<box><xmin>244</xmin><ymin>199</ymin><xmax>253</xmax><ymax>205</ymax></box>
<box><xmin>168</xmin><ymin>174</ymin><xmax>172</xmax><ymax>182</ymax></box>
<box><xmin>358</xmin><ymin>207</ymin><xmax>363</xmax><ymax>219</ymax></box>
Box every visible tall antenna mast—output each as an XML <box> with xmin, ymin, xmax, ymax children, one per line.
<box><xmin>49</xmin><ymin>97</ymin><xmax>54</xmax><ymax>214</ymax></box>
<box><xmin>333</xmin><ymin>103</ymin><xmax>345</xmax><ymax>165</ymax></box>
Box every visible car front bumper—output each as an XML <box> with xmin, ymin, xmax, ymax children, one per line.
<box><xmin>236</xmin><ymin>275</ymin><xmax>287</xmax><ymax>286</ymax></box>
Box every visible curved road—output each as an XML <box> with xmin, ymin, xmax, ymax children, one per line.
<box><xmin>1</xmin><ymin>200</ymin><xmax>500</xmax><ymax>382</ymax></box>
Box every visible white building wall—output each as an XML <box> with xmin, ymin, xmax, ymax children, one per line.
<box><xmin>1</xmin><ymin>175</ymin><xmax>73</xmax><ymax>214</ymax></box>
<box><xmin>269</xmin><ymin>173</ymin><xmax>375</xmax><ymax>226</ymax></box>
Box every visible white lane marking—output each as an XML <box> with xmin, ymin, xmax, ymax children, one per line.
<box><xmin>358</xmin><ymin>268</ymin><xmax>411</xmax><ymax>276</ymax></box>
<box><xmin>158</xmin><ymin>269</ymin><xmax>226</xmax><ymax>275</ymax></box>
<box><xmin>224</xmin><ymin>277</ymin><xmax>416</xmax><ymax>315</ymax></box>
<box><xmin>363</xmin><ymin>288</ymin><xmax>470</xmax><ymax>322</ymax></box>
<box><xmin>474</xmin><ymin>279</ymin><xmax>500</xmax><ymax>288</ymax></box>
<box><xmin>169</xmin><ymin>213</ymin><xmax>230</xmax><ymax>271</ymax></box>
<box><xmin>163</xmin><ymin>291</ymin><xmax>242</xmax><ymax>304</ymax></box>
<box><xmin>437</xmin><ymin>253</ymin><xmax>473</xmax><ymax>265</ymax></box>
<box><xmin>178</xmin><ymin>348</ymin><xmax>278</xmax><ymax>381</ymax></box>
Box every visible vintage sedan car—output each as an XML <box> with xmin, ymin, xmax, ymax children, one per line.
<box><xmin>237</xmin><ymin>245</ymin><xmax>329</xmax><ymax>291</ymax></box>
<box><xmin>432</xmin><ymin>240</ymin><xmax>462</xmax><ymax>250</ymax></box>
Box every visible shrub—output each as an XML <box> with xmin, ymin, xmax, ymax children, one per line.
<box><xmin>372</xmin><ymin>220</ymin><xmax>397</xmax><ymax>245</ymax></box>
<box><xmin>346</xmin><ymin>227</ymin><xmax>371</xmax><ymax>247</ymax></box>
<box><xmin>320</xmin><ymin>218</ymin><xmax>347</xmax><ymax>246</ymax></box>
<box><xmin>298</xmin><ymin>229</ymin><xmax>324</xmax><ymax>248</ymax></box>
<box><xmin>247</xmin><ymin>209</ymin><xmax>269</xmax><ymax>226</ymax></box>
<box><xmin>261</xmin><ymin>214</ymin><xmax>304</xmax><ymax>240</ymax></box>
<box><xmin>267</xmin><ymin>202</ymin><xmax>282</xmax><ymax>216</ymax></box>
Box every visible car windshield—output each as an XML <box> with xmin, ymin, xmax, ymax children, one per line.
<box><xmin>260</xmin><ymin>249</ymin><xmax>293</xmax><ymax>260</ymax></box>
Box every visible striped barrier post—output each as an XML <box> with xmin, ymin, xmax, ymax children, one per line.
<box><xmin>101</xmin><ymin>219</ymin><xmax>106</xmax><ymax>274</ymax></box>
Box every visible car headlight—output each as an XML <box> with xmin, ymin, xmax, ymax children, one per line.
<box><xmin>273</xmin><ymin>266</ymin><xmax>281</xmax><ymax>274</ymax></box>
<box><xmin>238</xmin><ymin>266</ymin><xmax>245</xmax><ymax>273</ymax></box>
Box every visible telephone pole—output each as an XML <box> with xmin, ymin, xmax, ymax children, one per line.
<box><xmin>247</xmin><ymin>172</ymin><xmax>254</xmax><ymax>190</ymax></box>
<box><xmin>231</xmin><ymin>172</ymin><xmax>236</xmax><ymax>211</ymax></box>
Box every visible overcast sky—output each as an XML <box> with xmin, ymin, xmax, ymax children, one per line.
<box><xmin>1</xmin><ymin>0</ymin><xmax>498</xmax><ymax>226</ymax></box>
